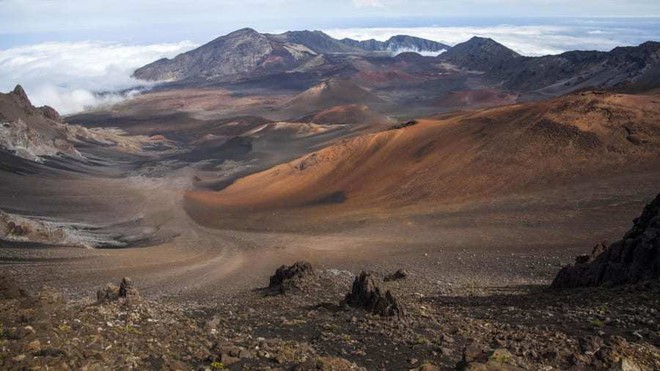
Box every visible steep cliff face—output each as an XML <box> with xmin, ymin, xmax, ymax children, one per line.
<box><xmin>552</xmin><ymin>194</ymin><xmax>660</xmax><ymax>289</ymax></box>
<box><xmin>0</xmin><ymin>86</ymin><xmax>164</xmax><ymax>162</ymax></box>
<box><xmin>0</xmin><ymin>85</ymin><xmax>82</xmax><ymax>161</ymax></box>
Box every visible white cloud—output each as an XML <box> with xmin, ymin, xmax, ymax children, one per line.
<box><xmin>0</xmin><ymin>41</ymin><xmax>196</xmax><ymax>114</ymax></box>
<box><xmin>324</xmin><ymin>24</ymin><xmax>656</xmax><ymax>56</ymax></box>
<box><xmin>352</xmin><ymin>0</ymin><xmax>385</xmax><ymax>7</ymax></box>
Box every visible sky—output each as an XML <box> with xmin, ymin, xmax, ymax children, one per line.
<box><xmin>1</xmin><ymin>0</ymin><xmax>659</xmax><ymax>114</ymax></box>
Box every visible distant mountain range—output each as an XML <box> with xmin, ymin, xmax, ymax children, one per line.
<box><xmin>133</xmin><ymin>28</ymin><xmax>660</xmax><ymax>101</ymax></box>
<box><xmin>132</xmin><ymin>28</ymin><xmax>450</xmax><ymax>82</ymax></box>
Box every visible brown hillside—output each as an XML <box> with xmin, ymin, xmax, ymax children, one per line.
<box><xmin>185</xmin><ymin>92</ymin><xmax>660</xmax><ymax>227</ymax></box>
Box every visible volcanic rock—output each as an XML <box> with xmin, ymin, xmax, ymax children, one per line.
<box><xmin>0</xmin><ymin>274</ymin><xmax>29</xmax><ymax>300</ymax></box>
<box><xmin>551</xmin><ymin>194</ymin><xmax>660</xmax><ymax>288</ymax></box>
<box><xmin>119</xmin><ymin>277</ymin><xmax>140</xmax><ymax>301</ymax></box>
<box><xmin>268</xmin><ymin>261</ymin><xmax>315</xmax><ymax>293</ymax></box>
<box><xmin>344</xmin><ymin>271</ymin><xmax>404</xmax><ymax>317</ymax></box>
<box><xmin>96</xmin><ymin>283</ymin><xmax>120</xmax><ymax>303</ymax></box>
<box><xmin>457</xmin><ymin>344</ymin><xmax>526</xmax><ymax>371</ymax></box>
<box><xmin>38</xmin><ymin>106</ymin><xmax>61</xmax><ymax>122</ymax></box>
<box><xmin>97</xmin><ymin>277</ymin><xmax>140</xmax><ymax>303</ymax></box>
<box><xmin>11</xmin><ymin>85</ymin><xmax>32</xmax><ymax>107</ymax></box>
<box><xmin>384</xmin><ymin>269</ymin><xmax>408</xmax><ymax>282</ymax></box>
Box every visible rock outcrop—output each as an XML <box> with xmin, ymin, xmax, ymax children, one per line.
<box><xmin>268</xmin><ymin>261</ymin><xmax>315</xmax><ymax>293</ymax></box>
<box><xmin>551</xmin><ymin>194</ymin><xmax>660</xmax><ymax>288</ymax></box>
<box><xmin>97</xmin><ymin>277</ymin><xmax>140</xmax><ymax>303</ymax></box>
<box><xmin>344</xmin><ymin>271</ymin><xmax>404</xmax><ymax>317</ymax></box>
<box><xmin>384</xmin><ymin>269</ymin><xmax>408</xmax><ymax>282</ymax></box>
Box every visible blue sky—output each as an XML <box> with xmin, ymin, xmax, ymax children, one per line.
<box><xmin>1</xmin><ymin>1</ymin><xmax>659</xmax><ymax>113</ymax></box>
<box><xmin>1</xmin><ymin>0</ymin><xmax>660</xmax><ymax>47</ymax></box>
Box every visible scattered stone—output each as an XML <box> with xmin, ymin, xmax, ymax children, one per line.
<box><xmin>459</xmin><ymin>345</ymin><xmax>526</xmax><ymax>370</ymax></box>
<box><xmin>12</xmin><ymin>354</ymin><xmax>26</xmax><ymax>362</ymax></box>
<box><xmin>415</xmin><ymin>363</ymin><xmax>440</xmax><ymax>371</ymax></box>
<box><xmin>268</xmin><ymin>261</ymin><xmax>315</xmax><ymax>294</ymax></box>
<box><xmin>344</xmin><ymin>271</ymin><xmax>404</xmax><ymax>317</ymax></box>
<box><xmin>25</xmin><ymin>339</ymin><xmax>41</xmax><ymax>352</ymax></box>
<box><xmin>0</xmin><ymin>274</ymin><xmax>29</xmax><ymax>300</ymax></box>
<box><xmin>96</xmin><ymin>283</ymin><xmax>120</xmax><ymax>303</ymax></box>
<box><xmin>384</xmin><ymin>269</ymin><xmax>408</xmax><ymax>282</ymax></box>
<box><xmin>552</xmin><ymin>194</ymin><xmax>660</xmax><ymax>288</ymax></box>
<box><xmin>295</xmin><ymin>356</ymin><xmax>364</xmax><ymax>370</ymax></box>
<box><xmin>610</xmin><ymin>357</ymin><xmax>642</xmax><ymax>371</ymax></box>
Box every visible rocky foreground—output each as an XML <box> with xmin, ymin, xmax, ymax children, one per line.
<box><xmin>0</xmin><ymin>263</ymin><xmax>658</xmax><ymax>370</ymax></box>
<box><xmin>1</xmin><ymin>198</ymin><xmax>658</xmax><ymax>370</ymax></box>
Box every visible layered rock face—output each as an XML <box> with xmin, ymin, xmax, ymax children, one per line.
<box><xmin>552</xmin><ymin>194</ymin><xmax>660</xmax><ymax>288</ymax></box>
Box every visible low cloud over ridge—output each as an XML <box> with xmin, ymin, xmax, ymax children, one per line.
<box><xmin>0</xmin><ymin>40</ymin><xmax>195</xmax><ymax>114</ymax></box>
<box><xmin>324</xmin><ymin>22</ymin><xmax>659</xmax><ymax>56</ymax></box>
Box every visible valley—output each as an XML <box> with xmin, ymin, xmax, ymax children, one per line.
<box><xmin>0</xmin><ymin>28</ymin><xmax>658</xmax><ymax>370</ymax></box>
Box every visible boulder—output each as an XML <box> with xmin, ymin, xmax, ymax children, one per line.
<box><xmin>119</xmin><ymin>277</ymin><xmax>140</xmax><ymax>301</ymax></box>
<box><xmin>97</xmin><ymin>277</ymin><xmax>140</xmax><ymax>303</ymax></box>
<box><xmin>551</xmin><ymin>194</ymin><xmax>660</xmax><ymax>289</ymax></box>
<box><xmin>96</xmin><ymin>283</ymin><xmax>120</xmax><ymax>303</ymax></box>
<box><xmin>0</xmin><ymin>274</ymin><xmax>29</xmax><ymax>300</ymax></box>
<box><xmin>344</xmin><ymin>271</ymin><xmax>404</xmax><ymax>317</ymax></box>
<box><xmin>384</xmin><ymin>269</ymin><xmax>408</xmax><ymax>282</ymax></box>
<box><xmin>268</xmin><ymin>261</ymin><xmax>315</xmax><ymax>294</ymax></box>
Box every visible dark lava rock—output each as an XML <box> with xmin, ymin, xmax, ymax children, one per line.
<box><xmin>119</xmin><ymin>277</ymin><xmax>140</xmax><ymax>301</ymax></box>
<box><xmin>268</xmin><ymin>261</ymin><xmax>315</xmax><ymax>294</ymax></box>
<box><xmin>344</xmin><ymin>271</ymin><xmax>404</xmax><ymax>317</ymax></box>
<box><xmin>97</xmin><ymin>277</ymin><xmax>140</xmax><ymax>303</ymax></box>
<box><xmin>0</xmin><ymin>275</ymin><xmax>29</xmax><ymax>300</ymax></box>
<box><xmin>97</xmin><ymin>283</ymin><xmax>119</xmax><ymax>303</ymax></box>
<box><xmin>384</xmin><ymin>269</ymin><xmax>408</xmax><ymax>282</ymax></box>
<box><xmin>551</xmin><ymin>194</ymin><xmax>660</xmax><ymax>289</ymax></box>
<box><xmin>388</xmin><ymin>120</ymin><xmax>418</xmax><ymax>131</ymax></box>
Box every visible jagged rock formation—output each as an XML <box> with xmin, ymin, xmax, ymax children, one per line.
<box><xmin>551</xmin><ymin>194</ymin><xmax>660</xmax><ymax>288</ymax></box>
<box><xmin>0</xmin><ymin>85</ymin><xmax>169</xmax><ymax>163</ymax></box>
<box><xmin>268</xmin><ymin>261</ymin><xmax>315</xmax><ymax>293</ymax></box>
<box><xmin>384</xmin><ymin>269</ymin><xmax>408</xmax><ymax>282</ymax></box>
<box><xmin>344</xmin><ymin>271</ymin><xmax>404</xmax><ymax>317</ymax></box>
<box><xmin>97</xmin><ymin>277</ymin><xmax>140</xmax><ymax>303</ymax></box>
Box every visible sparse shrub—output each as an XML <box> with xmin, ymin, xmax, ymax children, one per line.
<box><xmin>210</xmin><ymin>361</ymin><xmax>225</xmax><ymax>369</ymax></box>
<box><xmin>57</xmin><ymin>323</ymin><xmax>71</xmax><ymax>333</ymax></box>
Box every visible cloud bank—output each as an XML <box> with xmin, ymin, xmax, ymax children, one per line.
<box><xmin>0</xmin><ymin>41</ymin><xmax>195</xmax><ymax>114</ymax></box>
<box><xmin>1</xmin><ymin>20</ymin><xmax>657</xmax><ymax>115</ymax></box>
<box><xmin>324</xmin><ymin>22</ymin><xmax>659</xmax><ymax>56</ymax></box>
